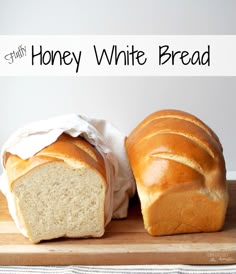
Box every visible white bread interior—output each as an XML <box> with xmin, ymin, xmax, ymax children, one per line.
<box><xmin>5</xmin><ymin>134</ymin><xmax>107</xmax><ymax>243</ymax></box>
<box><xmin>126</xmin><ymin>109</ymin><xmax>229</xmax><ymax>236</ymax></box>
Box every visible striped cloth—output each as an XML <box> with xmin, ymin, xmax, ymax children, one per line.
<box><xmin>0</xmin><ymin>265</ymin><xmax>235</xmax><ymax>274</ymax></box>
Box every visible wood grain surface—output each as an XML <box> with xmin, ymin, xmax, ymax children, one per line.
<box><xmin>0</xmin><ymin>181</ymin><xmax>235</xmax><ymax>266</ymax></box>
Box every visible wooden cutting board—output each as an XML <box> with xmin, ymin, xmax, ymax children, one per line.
<box><xmin>0</xmin><ymin>181</ymin><xmax>235</xmax><ymax>266</ymax></box>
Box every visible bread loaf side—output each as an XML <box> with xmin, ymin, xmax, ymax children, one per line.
<box><xmin>126</xmin><ymin>109</ymin><xmax>229</xmax><ymax>236</ymax></box>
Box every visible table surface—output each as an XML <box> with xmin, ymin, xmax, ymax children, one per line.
<box><xmin>0</xmin><ymin>181</ymin><xmax>235</xmax><ymax>266</ymax></box>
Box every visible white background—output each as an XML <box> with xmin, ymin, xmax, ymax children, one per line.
<box><xmin>0</xmin><ymin>0</ymin><xmax>235</xmax><ymax>176</ymax></box>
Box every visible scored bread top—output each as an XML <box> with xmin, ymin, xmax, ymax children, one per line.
<box><xmin>5</xmin><ymin>134</ymin><xmax>106</xmax><ymax>190</ymax></box>
<box><xmin>126</xmin><ymin>109</ymin><xmax>226</xmax><ymax>193</ymax></box>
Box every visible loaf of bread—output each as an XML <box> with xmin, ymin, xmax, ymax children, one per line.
<box><xmin>4</xmin><ymin>133</ymin><xmax>107</xmax><ymax>243</ymax></box>
<box><xmin>126</xmin><ymin>109</ymin><xmax>229</xmax><ymax>236</ymax></box>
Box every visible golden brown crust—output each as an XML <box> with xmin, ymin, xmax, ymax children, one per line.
<box><xmin>5</xmin><ymin>134</ymin><xmax>106</xmax><ymax>190</ymax></box>
<box><xmin>130</xmin><ymin>109</ymin><xmax>222</xmax><ymax>151</ymax></box>
<box><xmin>126</xmin><ymin>109</ymin><xmax>228</xmax><ymax>236</ymax></box>
<box><xmin>144</xmin><ymin>188</ymin><xmax>227</xmax><ymax>236</ymax></box>
<box><xmin>57</xmin><ymin>134</ymin><xmax>98</xmax><ymax>161</ymax></box>
<box><xmin>57</xmin><ymin>134</ymin><xmax>105</xmax><ymax>173</ymax></box>
<box><xmin>126</xmin><ymin>109</ymin><xmax>226</xmax><ymax>192</ymax></box>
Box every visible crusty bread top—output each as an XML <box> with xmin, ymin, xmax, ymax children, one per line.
<box><xmin>126</xmin><ymin>109</ymin><xmax>226</xmax><ymax>194</ymax></box>
<box><xmin>5</xmin><ymin>134</ymin><xmax>106</xmax><ymax>190</ymax></box>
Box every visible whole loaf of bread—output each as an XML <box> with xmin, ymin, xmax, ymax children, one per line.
<box><xmin>126</xmin><ymin>109</ymin><xmax>229</xmax><ymax>236</ymax></box>
<box><xmin>4</xmin><ymin>134</ymin><xmax>107</xmax><ymax>243</ymax></box>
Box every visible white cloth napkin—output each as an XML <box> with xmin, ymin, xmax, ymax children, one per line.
<box><xmin>0</xmin><ymin>114</ymin><xmax>136</xmax><ymax>232</ymax></box>
<box><xmin>0</xmin><ymin>265</ymin><xmax>235</xmax><ymax>274</ymax></box>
